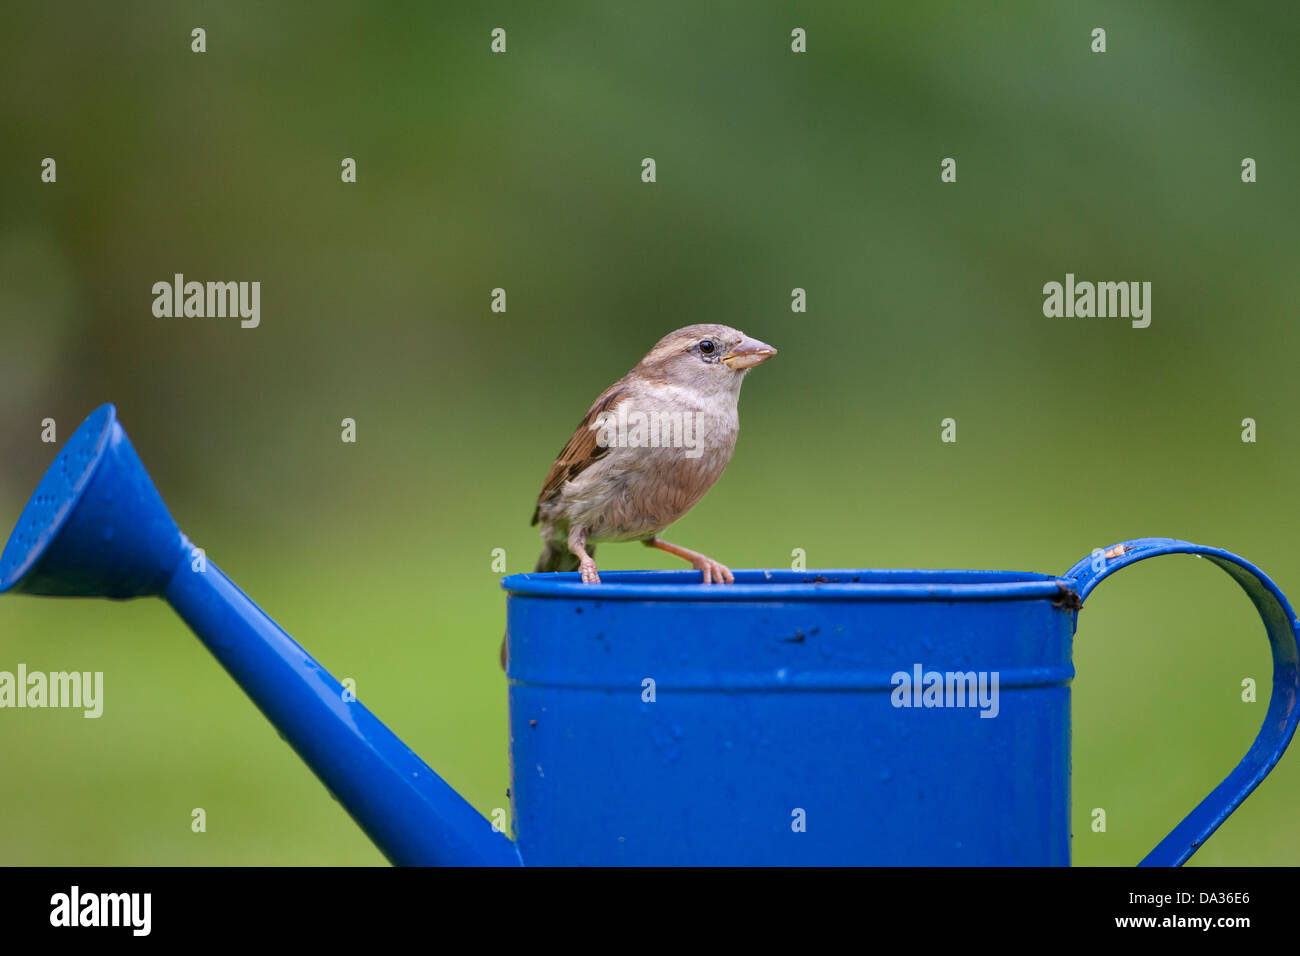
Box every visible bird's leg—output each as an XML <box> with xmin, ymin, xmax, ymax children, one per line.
<box><xmin>644</xmin><ymin>536</ymin><xmax>735</xmax><ymax>584</ymax></box>
<box><xmin>568</xmin><ymin>525</ymin><xmax>600</xmax><ymax>583</ymax></box>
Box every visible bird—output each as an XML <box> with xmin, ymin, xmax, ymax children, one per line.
<box><xmin>501</xmin><ymin>323</ymin><xmax>776</xmax><ymax>667</ymax></box>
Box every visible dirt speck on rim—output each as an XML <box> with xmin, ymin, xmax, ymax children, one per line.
<box><xmin>1052</xmin><ymin>582</ymin><xmax>1083</xmax><ymax>611</ymax></box>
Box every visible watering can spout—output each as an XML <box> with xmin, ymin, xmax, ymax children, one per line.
<box><xmin>2</xmin><ymin>405</ymin><xmax>520</xmax><ymax>867</ymax></box>
<box><xmin>0</xmin><ymin>404</ymin><xmax>188</xmax><ymax>598</ymax></box>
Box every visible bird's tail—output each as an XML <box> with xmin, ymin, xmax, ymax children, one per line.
<box><xmin>533</xmin><ymin>540</ymin><xmax>594</xmax><ymax>573</ymax></box>
<box><xmin>500</xmin><ymin>541</ymin><xmax>596</xmax><ymax>668</ymax></box>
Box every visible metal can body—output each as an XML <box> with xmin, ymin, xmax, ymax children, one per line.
<box><xmin>504</xmin><ymin>569</ymin><xmax>1075</xmax><ymax>865</ymax></box>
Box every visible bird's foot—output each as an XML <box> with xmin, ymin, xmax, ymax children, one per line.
<box><xmin>579</xmin><ymin>558</ymin><xmax>601</xmax><ymax>584</ymax></box>
<box><xmin>691</xmin><ymin>555</ymin><xmax>734</xmax><ymax>584</ymax></box>
<box><xmin>644</xmin><ymin>536</ymin><xmax>735</xmax><ymax>584</ymax></box>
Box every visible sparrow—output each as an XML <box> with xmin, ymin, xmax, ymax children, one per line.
<box><xmin>502</xmin><ymin>324</ymin><xmax>776</xmax><ymax>667</ymax></box>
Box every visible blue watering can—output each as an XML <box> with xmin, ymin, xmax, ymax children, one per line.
<box><xmin>2</xmin><ymin>405</ymin><xmax>1298</xmax><ymax>865</ymax></box>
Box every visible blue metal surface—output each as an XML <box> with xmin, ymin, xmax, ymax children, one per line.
<box><xmin>504</xmin><ymin>554</ymin><xmax>1300</xmax><ymax>864</ymax></box>
<box><xmin>0</xmin><ymin>403</ymin><xmax>186</xmax><ymax>598</ymax></box>
<box><xmin>165</xmin><ymin>560</ymin><xmax>519</xmax><ymax>866</ymax></box>
<box><xmin>504</xmin><ymin>572</ymin><xmax>1074</xmax><ymax>864</ymax></box>
<box><xmin>1060</xmin><ymin>539</ymin><xmax>1300</xmax><ymax>866</ymax></box>
<box><xmin>3</xmin><ymin>405</ymin><xmax>1298</xmax><ymax>865</ymax></box>
<box><xmin>0</xmin><ymin>405</ymin><xmax>518</xmax><ymax>867</ymax></box>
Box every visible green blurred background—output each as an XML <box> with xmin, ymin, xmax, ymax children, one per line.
<box><xmin>1</xmin><ymin>1</ymin><xmax>1298</xmax><ymax>865</ymax></box>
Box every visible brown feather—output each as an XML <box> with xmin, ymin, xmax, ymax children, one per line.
<box><xmin>531</xmin><ymin>383</ymin><xmax>629</xmax><ymax>525</ymax></box>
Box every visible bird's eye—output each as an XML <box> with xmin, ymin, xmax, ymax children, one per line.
<box><xmin>699</xmin><ymin>340</ymin><xmax>715</xmax><ymax>354</ymax></box>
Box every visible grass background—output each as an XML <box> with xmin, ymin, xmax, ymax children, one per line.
<box><xmin>1</xmin><ymin>0</ymin><xmax>1298</xmax><ymax>864</ymax></box>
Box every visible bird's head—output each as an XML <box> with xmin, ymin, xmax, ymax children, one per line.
<box><xmin>637</xmin><ymin>324</ymin><xmax>777</xmax><ymax>397</ymax></box>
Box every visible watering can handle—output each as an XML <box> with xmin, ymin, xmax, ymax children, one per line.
<box><xmin>1061</xmin><ymin>537</ymin><xmax>1300</xmax><ymax>866</ymax></box>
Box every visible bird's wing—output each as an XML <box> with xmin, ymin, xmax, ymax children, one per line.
<box><xmin>531</xmin><ymin>381</ymin><xmax>629</xmax><ymax>525</ymax></box>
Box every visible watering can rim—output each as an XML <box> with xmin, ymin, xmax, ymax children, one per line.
<box><xmin>501</xmin><ymin>568</ymin><xmax>1070</xmax><ymax>602</ymax></box>
<box><xmin>0</xmin><ymin>402</ymin><xmax>118</xmax><ymax>595</ymax></box>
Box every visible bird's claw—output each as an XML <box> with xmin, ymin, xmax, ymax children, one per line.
<box><xmin>579</xmin><ymin>559</ymin><xmax>601</xmax><ymax>584</ymax></box>
<box><xmin>693</xmin><ymin>556</ymin><xmax>734</xmax><ymax>585</ymax></box>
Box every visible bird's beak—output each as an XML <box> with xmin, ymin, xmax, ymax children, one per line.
<box><xmin>721</xmin><ymin>335</ymin><xmax>778</xmax><ymax>370</ymax></box>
